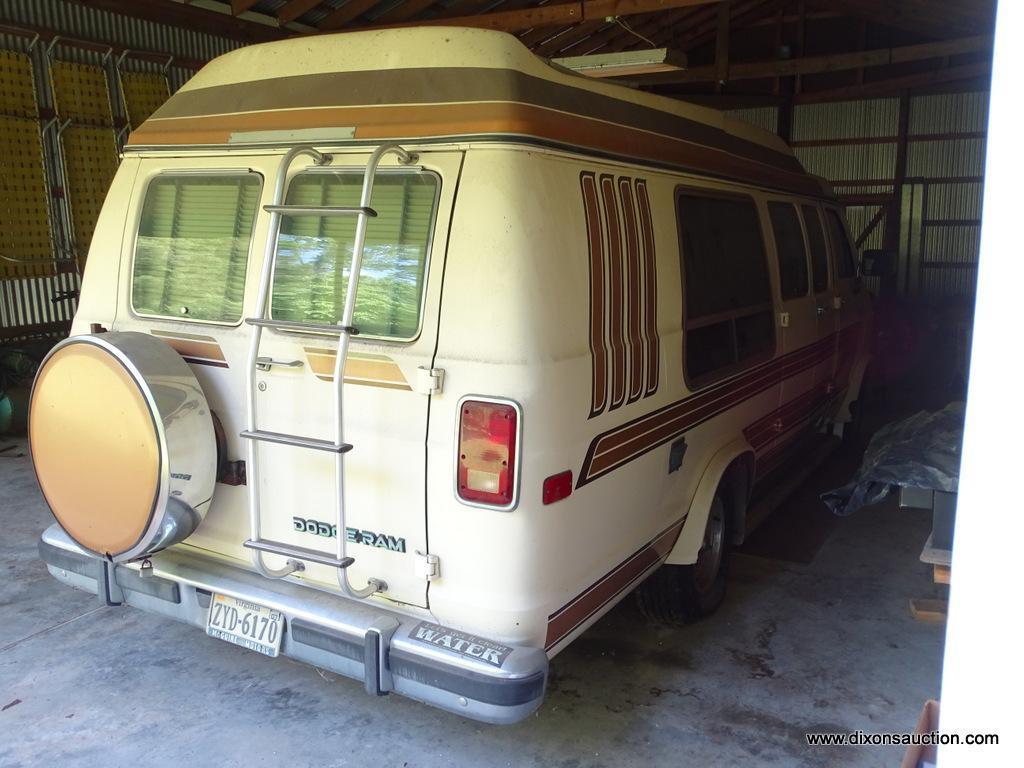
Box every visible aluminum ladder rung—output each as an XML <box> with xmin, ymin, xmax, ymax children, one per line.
<box><xmin>263</xmin><ymin>204</ymin><xmax>377</xmax><ymax>217</ymax></box>
<box><xmin>240</xmin><ymin>429</ymin><xmax>353</xmax><ymax>454</ymax></box>
<box><xmin>244</xmin><ymin>318</ymin><xmax>358</xmax><ymax>335</ymax></box>
<box><xmin>244</xmin><ymin>539</ymin><xmax>355</xmax><ymax>569</ymax></box>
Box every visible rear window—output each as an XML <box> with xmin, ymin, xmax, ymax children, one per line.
<box><xmin>801</xmin><ymin>204</ymin><xmax>830</xmax><ymax>293</ymax></box>
<box><xmin>131</xmin><ymin>173</ymin><xmax>261</xmax><ymax>323</ymax></box>
<box><xmin>270</xmin><ymin>171</ymin><xmax>439</xmax><ymax>340</ymax></box>
<box><xmin>676</xmin><ymin>191</ymin><xmax>775</xmax><ymax>384</ymax></box>
<box><xmin>767</xmin><ymin>202</ymin><xmax>809</xmax><ymax>300</ymax></box>
<box><xmin>825</xmin><ymin>208</ymin><xmax>857</xmax><ymax>279</ymax></box>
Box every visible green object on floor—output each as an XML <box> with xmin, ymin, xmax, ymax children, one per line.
<box><xmin>0</xmin><ymin>393</ymin><xmax>11</xmax><ymax>435</ymax></box>
<box><xmin>0</xmin><ymin>387</ymin><xmax>29</xmax><ymax>435</ymax></box>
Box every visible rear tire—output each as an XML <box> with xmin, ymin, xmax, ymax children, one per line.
<box><xmin>635</xmin><ymin>492</ymin><xmax>732</xmax><ymax>625</ymax></box>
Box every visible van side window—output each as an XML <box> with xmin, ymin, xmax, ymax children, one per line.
<box><xmin>825</xmin><ymin>208</ymin><xmax>857</xmax><ymax>279</ymax></box>
<box><xmin>801</xmin><ymin>204</ymin><xmax>830</xmax><ymax>293</ymax></box>
<box><xmin>767</xmin><ymin>202</ymin><xmax>809</xmax><ymax>300</ymax></box>
<box><xmin>270</xmin><ymin>171</ymin><xmax>439</xmax><ymax>340</ymax></box>
<box><xmin>676</xmin><ymin>191</ymin><xmax>774</xmax><ymax>385</ymax></box>
<box><xmin>132</xmin><ymin>173</ymin><xmax>261</xmax><ymax>323</ymax></box>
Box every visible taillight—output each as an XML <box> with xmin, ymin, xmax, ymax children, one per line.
<box><xmin>457</xmin><ymin>399</ymin><xmax>518</xmax><ymax>507</ymax></box>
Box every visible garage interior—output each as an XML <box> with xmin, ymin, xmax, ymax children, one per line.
<box><xmin>0</xmin><ymin>0</ymin><xmax>996</xmax><ymax>766</ymax></box>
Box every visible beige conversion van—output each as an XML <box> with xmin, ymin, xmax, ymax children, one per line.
<box><xmin>29</xmin><ymin>27</ymin><xmax>871</xmax><ymax>723</ymax></box>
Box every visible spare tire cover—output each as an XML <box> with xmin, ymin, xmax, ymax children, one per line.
<box><xmin>29</xmin><ymin>331</ymin><xmax>216</xmax><ymax>562</ymax></box>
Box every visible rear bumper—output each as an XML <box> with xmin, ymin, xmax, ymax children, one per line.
<box><xmin>39</xmin><ymin>524</ymin><xmax>547</xmax><ymax>724</ymax></box>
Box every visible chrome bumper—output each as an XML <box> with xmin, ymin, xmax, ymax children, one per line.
<box><xmin>39</xmin><ymin>524</ymin><xmax>547</xmax><ymax>724</ymax></box>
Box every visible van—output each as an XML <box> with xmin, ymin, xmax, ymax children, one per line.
<box><xmin>29</xmin><ymin>27</ymin><xmax>872</xmax><ymax>724</ymax></box>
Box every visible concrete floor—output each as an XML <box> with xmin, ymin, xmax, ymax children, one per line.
<box><xmin>0</xmin><ymin>436</ymin><xmax>946</xmax><ymax>768</ymax></box>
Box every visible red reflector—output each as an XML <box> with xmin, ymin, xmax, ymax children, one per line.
<box><xmin>457</xmin><ymin>400</ymin><xmax>518</xmax><ymax>507</ymax></box>
<box><xmin>542</xmin><ymin>470</ymin><xmax>573</xmax><ymax>505</ymax></box>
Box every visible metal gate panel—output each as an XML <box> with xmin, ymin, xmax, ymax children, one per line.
<box><xmin>0</xmin><ymin>48</ymin><xmax>53</xmax><ymax>281</ymax></box>
<box><xmin>119</xmin><ymin>70</ymin><xmax>169</xmax><ymax>130</ymax></box>
<box><xmin>49</xmin><ymin>59</ymin><xmax>118</xmax><ymax>269</ymax></box>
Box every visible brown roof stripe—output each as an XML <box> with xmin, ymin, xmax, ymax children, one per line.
<box><xmin>147</xmin><ymin>68</ymin><xmax>798</xmax><ymax>173</ymax></box>
<box><xmin>131</xmin><ymin>101</ymin><xmax>821</xmax><ymax>196</ymax></box>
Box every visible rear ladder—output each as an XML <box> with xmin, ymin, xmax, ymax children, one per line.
<box><xmin>240</xmin><ymin>144</ymin><xmax>418</xmax><ymax>599</ymax></box>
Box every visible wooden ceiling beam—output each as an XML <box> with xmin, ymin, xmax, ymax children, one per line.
<box><xmin>632</xmin><ymin>32</ymin><xmax>993</xmax><ymax>84</ymax></box>
<box><xmin>230</xmin><ymin>0</ymin><xmax>262</xmax><ymax>15</ymax></box>
<box><xmin>609</xmin><ymin>0</ymin><xmax>774</xmax><ymax>55</ymax></box>
<box><xmin>533</xmin><ymin>1</ymin><xmax>720</xmax><ymax>57</ymax></box>
<box><xmin>318</xmin><ymin>0</ymin><xmax>385</xmax><ymax>30</ymax></box>
<box><xmin>276</xmin><ymin>0</ymin><xmax>323</xmax><ymax>25</ymax></box>
<box><xmin>60</xmin><ymin>0</ymin><xmax>287</xmax><ymax>42</ymax></box>
<box><xmin>373</xmin><ymin>0</ymin><xmax>444</xmax><ymax>25</ymax></box>
<box><xmin>344</xmin><ymin>0</ymin><xmax>725</xmax><ymax>35</ymax></box>
<box><xmin>791</xmin><ymin>60</ymin><xmax>991</xmax><ymax>102</ymax></box>
<box><xmin>805</xmin><ymin>0</ymin><xmax>995</xmax><ymax>40</ymax></box>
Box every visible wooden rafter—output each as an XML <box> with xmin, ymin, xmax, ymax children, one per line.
<box><xmin>276</xmin><ymin>0</ymin><xmax>323</xmax><ymax>25</ymax></box>
<box><xmin>57</xmin><ymin>0</ymin><xmax>287</xmax><ymax>42</ymax></box>
<box><xmin>588</xmin><ymin>0</ymin><xmax>769</xmax><ymax>56</ymax></box>
<box><xmin>319</xmin><ymin>0</ymin><xmax>383</xmax><ymax>30</ymax></box>
<box><xmin>345</xmin><ymin>0</ymin><xmax>726</xmax><ymax>35</ymax></box>
<box><xmin>230</xmin><ymin>0</ymin><xmax>262</xmax><ymax>15</ymax></box>
<box><xmin>791</xmin><ymin>60</ymin><xmax>991</xmax><ymax>102</ymax></box>
<box><xmin>807</xmin><ymin>0</ymin><xmax>995</xmax><ymax>40</ymax></box>
<box><xmin>634</xmin><ymin>33</ymin><xmax>992</xmax><ymax>84</ymax></box>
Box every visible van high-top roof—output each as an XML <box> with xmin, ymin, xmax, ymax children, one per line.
<box><xmin>129</xmin><ymin>27</ymin><xmax>827</xmax><ymax>197</ymax></box>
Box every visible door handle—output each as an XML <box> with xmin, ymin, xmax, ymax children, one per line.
<box><xmin>816</xmin><ymin>305</ymin><xmax>827</xmax><ymax>317</ymax></box>
<box><xmin>256</xmin><ymin>357</ymin><xmax>304</xmax><ymax>372</ymax></box>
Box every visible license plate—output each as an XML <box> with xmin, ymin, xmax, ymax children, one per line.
<box><xmin>206</xmin><ymin>593</ymin><xmax>285</xmax><ymax>657</ymax></box>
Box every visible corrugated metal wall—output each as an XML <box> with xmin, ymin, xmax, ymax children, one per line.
<box><xmin>0</xmin><ymin>0</ymin><xmax>991</xmax><ymax>343</ymax></box>
<box><xmin>1</xmin><ymin>0</ymin><xmax>240</xmax><ymax>90</ymax></box>
<box><xmin>1</xmin><ymin>0</ymin><xmax>245</xmax><ymax>343</ymax></box>
<box><xmin>728</xmin><ymin>90</ymin><xmax>989</xmax><ymax>300</ymax></box>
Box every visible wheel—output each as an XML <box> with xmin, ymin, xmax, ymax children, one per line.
<box><xmin>635</xmin><ymin>491</ymin><xmax>731</xmax><ymax>625</ymax></box>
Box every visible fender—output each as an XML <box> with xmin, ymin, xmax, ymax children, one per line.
<box><xmin>834</xmin><ymin>352</ymin><xmax>873</xmax><ymax>425</ymax></box>
<box><xmin>664</xmin><ymin>437</ymin><xmax>754</xmax><ymax>565</ymax></box>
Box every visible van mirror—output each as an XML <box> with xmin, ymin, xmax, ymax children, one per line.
<box><xmin>861</xmin><ymin>248</ymin><xmax>896</xmax><ymax>277</ymax></box>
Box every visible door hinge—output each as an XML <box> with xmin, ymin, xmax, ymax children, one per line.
<box><xmin>415</xmin><ymin>550</ymin><xmax>441</xmax><ymax>581</ymax></box>
<box><xmin>415</xmin><ymin>366</ymin><xmax>445</xmax><ymax>395</ymax></box>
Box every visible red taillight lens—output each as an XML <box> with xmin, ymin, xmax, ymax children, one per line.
<box><xmin>457</xmin><ymin>400</ymin><xmax>517</xmax><ymax>506</ymax></box>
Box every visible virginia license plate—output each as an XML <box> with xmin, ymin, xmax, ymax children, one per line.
<box><xmin>206</xmin><ymin>593</ymin><xmax>285</xmax><ymax>657</ymax></box>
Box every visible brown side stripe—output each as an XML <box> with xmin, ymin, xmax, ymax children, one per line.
<box><xmin>745</xmin><ymin>383</ymin><xmax>834</xmax><ymax>451</ymax></box>
<box><xmin>150</xmin><ymin>329</ymin><xmax>228</xmax><ymax>368</ymax></box>
<box><xmin>619</xmin><ymin>177</ymin><xmax>645</xmax><ymax>405</ymax></box>
<box><xmin>585</xmin><ymin>334</ymin><xmax>835</xmax><ymax>474</ymax></box>
<box><xmin>545</xmin><ymin>518</ymin><xmax>685</xmax><ymax>650</ymax></box>
<box><xmin>635</xmin><ymin>180</ymin><xmax>659</xmax><ymax>397</ymax></box>
<box><xmin>582</xmin><ymin>173</ymin><xmax>607</xmax><ymax>419</ymax></box>
<box><xmin>577</xmin><ymin>325</ymin><xmax>862</xmax><ymax>487</ymax></box>
<box><xmin>600</xmin><ymin>174</ymin><xmax>627</xmax><ymax>411</ymax></box>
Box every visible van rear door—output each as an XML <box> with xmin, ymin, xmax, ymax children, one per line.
<box><xmin>245</xmin><ymin>149</ymin><xmax>462</xmax><ymax>608</ymax></box>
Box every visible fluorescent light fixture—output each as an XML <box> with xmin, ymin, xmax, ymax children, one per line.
<box><xmin>551</xmin><ymin>48</ymin><xmax>688</xmax><ymax>78</ymax></box>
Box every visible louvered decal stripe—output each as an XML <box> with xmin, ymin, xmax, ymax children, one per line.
<box><xmin>600</xmin><ymin>174</ymin><xmax>627</xmax><ymax>411</ymax></box>
<box><xmin>584</xmin><ymin>172</ymin><xmax>660</xmax><ymax>419</ymax></box>
<box><xmin>581</xmin><ymin>173</ymin><xmax>608</xmax><ymax>418</ymax></box>
<box><xmin>636</xmin><ymin>180</ymin><xmax>659</xmax><ymax>397</ymax></box>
